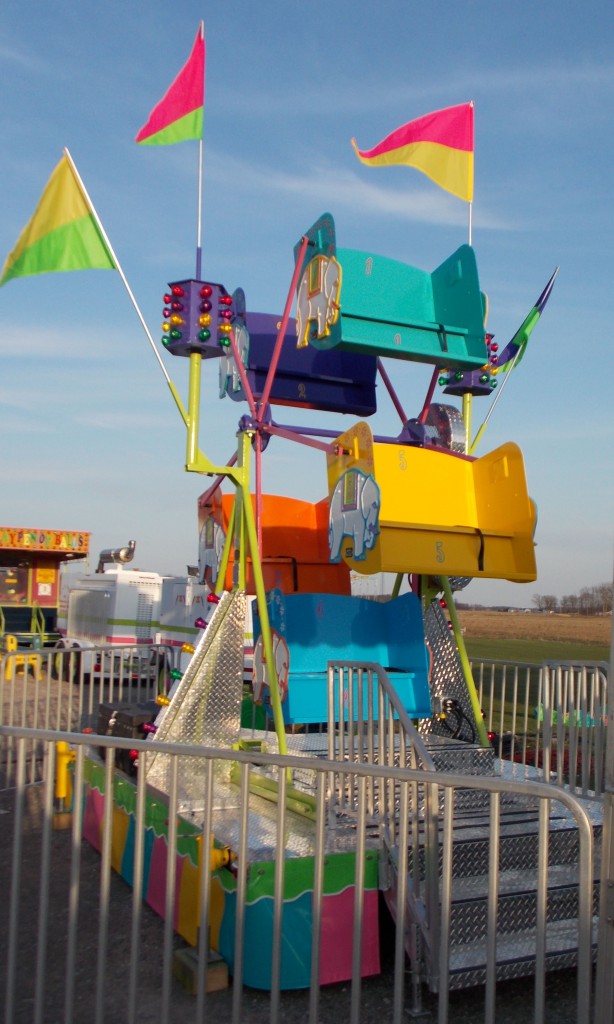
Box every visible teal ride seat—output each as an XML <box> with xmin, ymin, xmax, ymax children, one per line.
<box><xmin>335</xmin><ymin>244</ymin><xmax>487</xmax><ymax>368</ymax></box>
<box><xmin>252</xmin><ymin>590</ymin><xmax>432</xmax><ymax>725</ymax></box>
<box><xmin>294</xmin><ymin>212</ymin><xmax>488</xmax><ymax>370</ymax></box>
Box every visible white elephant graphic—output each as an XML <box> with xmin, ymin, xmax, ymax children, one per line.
<box><xmin>296</xmin><ymin>254</ymin><xmax>342</xmax><ymax>348</ymax></box>
<box><xmin>329</xmin><ymin>469</ymin><xmax>381</xmax><ymax>562</ymax></box>
<box><xmin>252</xmin><ymin>630</ymin><xmax>290</xmax><ymax>705</ymax></box>
<box><xmin>219</xmin><ymin>321</ymin><xmax>250</xmax><ymax>398</ymax></box>
<box><xmin>198</xmin><ymin>518</ymin><xmax>226</xmax><ymax>585</ymax></box>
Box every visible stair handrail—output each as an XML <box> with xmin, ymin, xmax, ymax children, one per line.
<box><xmin>326</xmin><ymin>660</ymin><xmax>441</xmax><ymax>967</ymax></box>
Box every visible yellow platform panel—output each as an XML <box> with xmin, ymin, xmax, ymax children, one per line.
<box><xmin>326</xmin><ymin>422</ymin><xmax>536</xmax><ymax>582</ymax></box>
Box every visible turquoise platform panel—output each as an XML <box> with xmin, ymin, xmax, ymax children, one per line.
<box><xmin>252</xmin><ymin>591</ymin><xmax>432</xmax><ymax>725</ymax></box>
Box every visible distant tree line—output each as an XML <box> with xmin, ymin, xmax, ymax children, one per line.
<box><xmin>532</xmin><ymin>583</ymin><xmax>612</xmax><ymax>615</ymax></box>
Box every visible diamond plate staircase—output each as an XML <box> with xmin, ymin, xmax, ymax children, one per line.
<box><xmin>382</xmin><ymin>757</ymin><xmax>602</xmax><ymax>993</ymax></box>
<box><xmin>376</xmin><ymin>595</ymin><xmax>599</xmax><ymax>992</ymax></box>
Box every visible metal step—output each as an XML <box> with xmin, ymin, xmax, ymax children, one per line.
<box><xmin>448</xmin><ymin>866</ymin><xmax>599</xmax><ymax>944</ymax></box>
<box><xmin>445</xmin><ymin>916</ymin><xmax>599</xmax><ymax>991</ymax></box>
<box><xmin>412</xmin><ymin>803</ymin><xmax>602</xmax><ymax>880</ymax></box>
<box><xmin>385</xmin><ymin>787</ymin><xmax>602</xmax><ymax>992</ymax></box>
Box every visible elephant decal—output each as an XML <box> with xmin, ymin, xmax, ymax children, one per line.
<box><xmin>219</xmin><ymin>321</ymin><xmax>250</xmax><ymax>399</ymax></box>
<box><xmin>252</xmin><ymin>630</ymin><xmax>290</xmax><ymax>706</ymax></box>
<box><xmin>198</xmin><ymin>517</ymin><xmax>226</xmax><ymax>586</ymax></box>
<box><xmin>329</xmin><ymin>469</ymin><xmax>381</xmax><ymax>563</ymax></box>
<box><xmin>296</xmin><ymin>254</ymin><xmax>342</xmax><ymax>348</ymax></box>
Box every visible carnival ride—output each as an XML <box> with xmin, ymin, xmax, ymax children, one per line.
<box><xmin>74</xmin><ymin>197</ymin><xmax>586</xmax><ymax>998</ymax></box>
<box><xmin>166</xmin><ymin>210</ymin><xmax>552</xmax><ymax>750</ymax></box>
<box><xmin>80</xmin><ymin>208</ymin><xmax>575</xmax><ymax>992</ymax></box>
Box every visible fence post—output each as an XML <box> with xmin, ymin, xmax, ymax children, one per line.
<box><xmin>595</xmin><ymin>577</ymin><xmax>614</xmax><ymax>1020</ymax></box>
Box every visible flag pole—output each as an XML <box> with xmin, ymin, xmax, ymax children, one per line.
<box><xmin>196</xmin><ymin>136</ymin><xmax>203</xmax><ymax>278</ymax></box>
<box><xmin>469</xmin><ymin>352</ymin><xmax>519</xmax><ymax>455</ymax></box>
<box><xmin>195</xmin><ymin>20</ymin><xmax>205</xmax><ymax>278</ymax></box>
<box><xmin>63</xmin><ymin>148</ymin><xmax>188</xmax><ymax>427</ymax></box>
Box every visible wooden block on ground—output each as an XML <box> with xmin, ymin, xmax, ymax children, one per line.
<box><xmin>173</xmin><ymin>947</ymin><xmax>229</xmax><ymax>995</ymax></box>
<box><xmin>52</xmin><ymin>811</ymin><xmax>73</xmax><ymax>831</ymax></box>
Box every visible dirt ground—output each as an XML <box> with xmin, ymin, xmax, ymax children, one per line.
<box><xmin>458</xmin><ymin>610</ymin><xmax>611</xmax><ymax>646</ymax></box>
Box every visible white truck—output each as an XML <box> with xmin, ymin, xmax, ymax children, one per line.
<box><xmin>55</xmin><ymin>541</ymin><xmax>210</xmax><ymax>683</ymax></box>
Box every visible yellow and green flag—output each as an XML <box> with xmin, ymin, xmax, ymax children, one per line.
<box><xmin>0</xmin><ymin>151</ymin><xmax>116</xmax><ymax>287</ymax></box>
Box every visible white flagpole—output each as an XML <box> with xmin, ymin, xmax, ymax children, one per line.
<box><xmin>196</xmin><ymin>135</ymin><xmax>203</xmax><ymax>277</ymax></box>
<box><xmin>196</xmin><ymin>20</ymin><xmax>205</xmax><ymax>278</ymax></box>
<box><xmin>63</xmin><ymin>148</ymin><xmax>170</xmax><ymax>383</ymax></box>
<box><xmin>63</xmin><ymin>148</ymin><xmax>188</xmax><ymax>425</ymax></box>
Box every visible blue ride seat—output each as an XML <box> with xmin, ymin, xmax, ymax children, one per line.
<box><xmin>252</xmin><ymin>590</ymin><xmax>432</xmax><ymax>725</ymax></box>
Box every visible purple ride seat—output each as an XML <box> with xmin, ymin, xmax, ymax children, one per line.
<box><xmin>225</xmin><ymin>312</ymin><xmax>377</xmax><ymax>416</ymax></box>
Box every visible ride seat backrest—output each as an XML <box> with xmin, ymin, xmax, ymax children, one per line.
<box><xmin>254</xmin><ymin>591</ymin><xmax>432</xmax><ymax>724</ymax></box>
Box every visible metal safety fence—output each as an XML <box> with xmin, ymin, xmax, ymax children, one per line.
<box><xmin>2</xmin><ymin>648</ymin><xmax>609</xmax><ymax>800</ymax></box>
<box><xmin>0</xmin><ymin>725</ymin><xmax>598</xmax><ymax>1024</ymax></box>
<box><xmin>474</xmin><ymin>659</ymin><xmax>609</xmax><ymax>798</ymax></box>
<box><xmin>0</xmin><ymin>643</ymin><xmax>178</xmax><ymax>787</ymax></box>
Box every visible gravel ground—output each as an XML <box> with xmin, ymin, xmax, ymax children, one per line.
<box><xmin>0</xmin><ymin>781</ymin><xmax>587</xmax><ymax>1024</ymax></box>
<box><xmin>0</xmin><ymin>668</ymin><xmax>590</xmax><ymax>1023</ymax></box>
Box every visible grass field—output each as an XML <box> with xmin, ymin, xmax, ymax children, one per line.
<box><xmin>458</xmin><ymin>610</ymin><xmax>611</xmax><ymax>664</ymax></box>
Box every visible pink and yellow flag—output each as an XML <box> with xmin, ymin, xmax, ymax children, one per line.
<box><xmin>351</xmin><ymin>103</ymin><xmax>474</xmax><ymax>202</ymax></box>
<box><xmin>0</xmin><ymin>151</ymin><xmax>115</xmax><ymax>287</ymax></box>
<box><xmin>136</xmin><ymin>24</ymin><xmax>205</xmax><ymax>145</ymax></box>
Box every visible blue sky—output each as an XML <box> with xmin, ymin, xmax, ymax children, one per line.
<box><xmin>1</xmin><ymin>0</ymin><xmax>612</xmax><ymax>607</ymax></box>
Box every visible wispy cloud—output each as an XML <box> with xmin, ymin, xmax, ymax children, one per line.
<box><xmin>205</xmin><ymin>151</ymin><xmax>510</xmax><ymax>229</ymax></box>
<box><xmin>0</xmin><ymin>326</ymin><xmax>126</xmax><ymax>361</ymax></box>
<box><xmin>217</xmin><ymin>59</ymin><xmax>614</xmax><ymax>120</ymax></box>
<box><xmin>0</xmin><ymin>40</ymin><xmax>44</xmax><ymax>71</ymax></box>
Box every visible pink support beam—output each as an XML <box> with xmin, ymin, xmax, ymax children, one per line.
<box><xmin>418</xmin><ymin>367</ymin><xmax>440</xmax><ymax>424</ymax></box>
<box><xmin>255</xmin><ymin>431</ymin><xmax>263</xmax><ymax>552</ymax></box>
<box><xmin>377</xmin><ymin>358</ymin><xmax>408</xmax><ymax>425</ymax></box>
<box><xmin>228</xmin><ymin>328</ymin><xmax>257</xmax><ymax>419</ymax></box>
<box><xmin>257</xmin><ymin>234</ymin><xmax>310</xmax><ymax>418</ymax></box>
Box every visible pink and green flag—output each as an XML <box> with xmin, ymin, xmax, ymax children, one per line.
<box><xmin>351</xmin><ymin>103</ymin><xmax>474</xmax><ymax>202</ymax></box>
<box><xmin>136</xmin><ymin>23</ymin><xmax>205</xmax><ymax>145</ymax></box>
<box><xmin>0</xmin><ymin>151</ymin><xmax>116</xmax><ymax>287</ymax></box>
